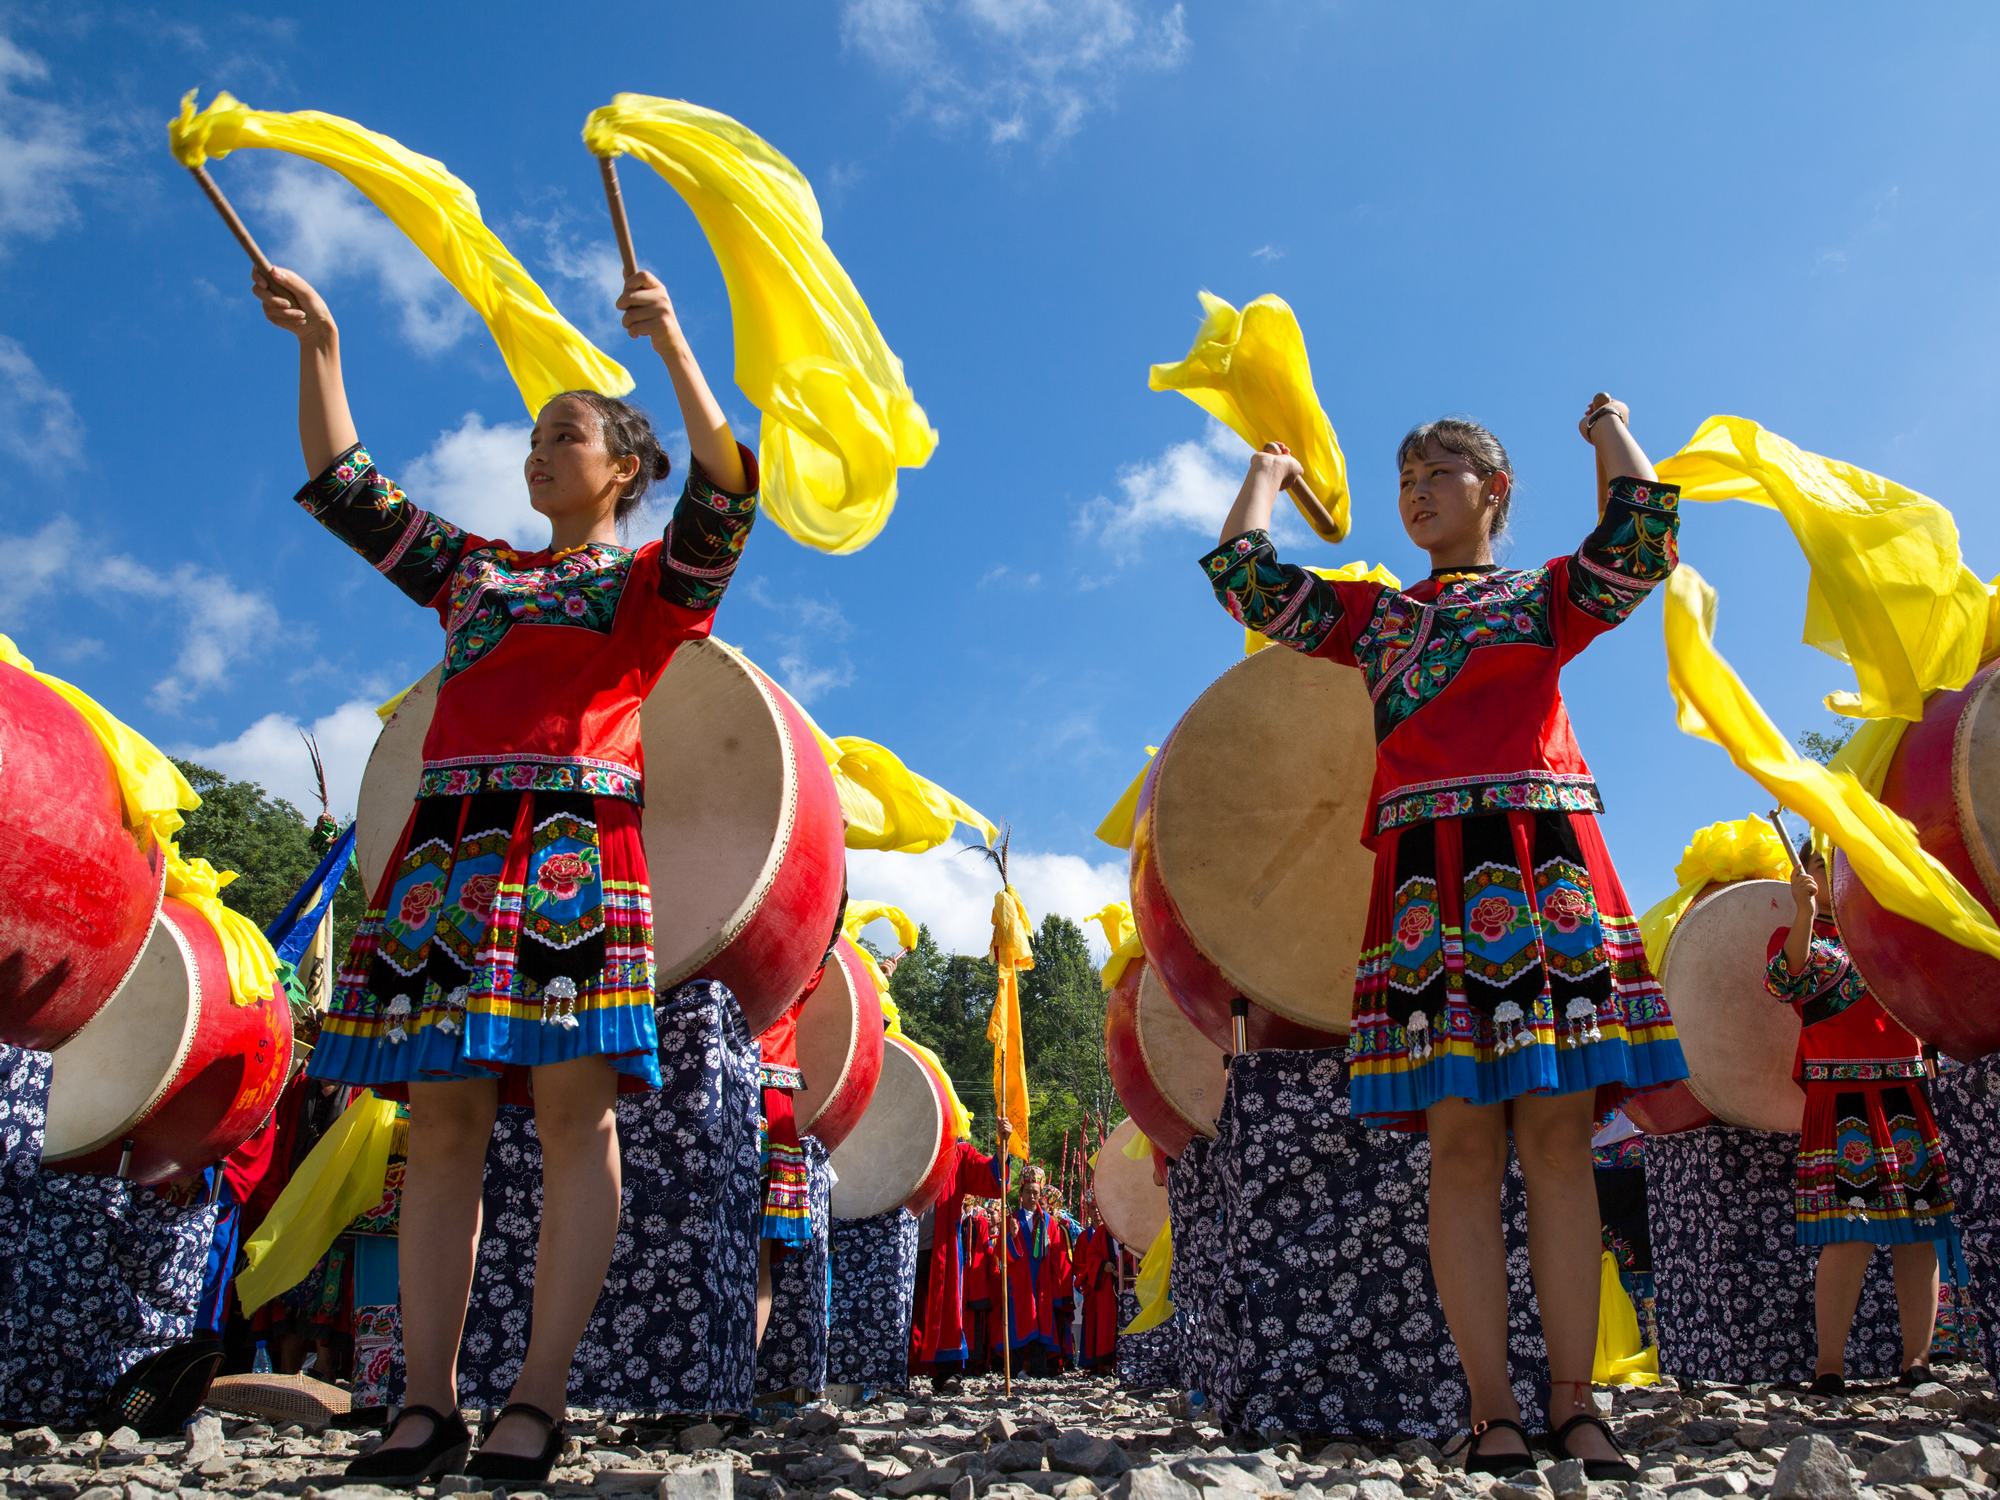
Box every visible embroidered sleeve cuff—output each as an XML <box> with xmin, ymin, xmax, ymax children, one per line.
<box><xmin>1605</xmin><ymin>475</ymin><xmax>1679</xmax><ymax>513</ymax></box>
<box><xmin>1198</xmin><ymin>530</ymin><xmax>1276</xmax><ymax>579</ymax></box>
<box><xmin>685</xmin><ymin>441</ymin><xmax>761</xmax><ymax>517</ymax></box>
<box><xmin>294</xmin><ymin>441</ymin><xmax>374</xmax><ymax>515</ymax></box>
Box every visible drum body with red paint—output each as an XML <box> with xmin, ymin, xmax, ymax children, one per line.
<box><xmin>357</xmin><ymin>641</ymin><xmax>848</xmax><ymax>1038</ymax></box>
<box><xmin>0</xmin><ymin>664</ymin><xmax>166</xmax><ymax>1051</ymax></box>
<box><xmin>1104</xmin><ymin>958</ymin><xmax>1228</xmax><ymax>1159</ymax></box>
<box><xmin>1834</xmin><ymin>661</ymin><xmax>2000</xmax><ymax>1060</ymax></box>
<box><xmin>1128</xmin><ymin>647</ymin><xmax>1374</xmax><ymax>1053</ymax></box>
<box><xmin>829</xmin><ymin>1033</ymin><xmax>950</xmax><ymax>1220</ymax></box>
<box><xmin>43</xmin><ymin>898</ymin><xmax>293</xmax><ymax>1185</ymax></box>
<box><xmin>795</xmin><ymin>938</ymin><xmax>885</xmax><ymax>1152</ymax></box>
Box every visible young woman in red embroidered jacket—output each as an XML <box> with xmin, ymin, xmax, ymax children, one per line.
<box><xmin>1201</xmin><ymin>396</ymin><xmax>1689</xmax><ymax>1477</ymax></box>
<box><xmin>1766</xmin><ymin>846</ymin><xmax>1958</xmax><ymax>1393</ymax></box>
<box><xmin>254</xmin><ymin>262</ymin><xmax>756</xmax><ymax>1484</ymax></box>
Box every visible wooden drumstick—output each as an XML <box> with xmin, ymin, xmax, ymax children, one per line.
<box><xmin>598</xmin><ymin>155</ymin><xmax>639</xmax><ymax>281</ymax></box>
<box><xmin>1767</xmin><ymin>808</ymin><xmax>1808</xmax><ymax>876</ymax></box>
<box><xmin>1283</xmin><ymin>473</ymin><xmax>1340</xmax><ymax>541</ymax></box>
<box><xmin>187</xmin><ymin>163</ymin><xmax>273</xmax><ymax>274</ymax></box>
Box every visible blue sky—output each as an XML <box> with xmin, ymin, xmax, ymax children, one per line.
<box><xmin>2</xmin><ymin>3</ymin><xmax>1997</xmax><ymax>957</ymax></box>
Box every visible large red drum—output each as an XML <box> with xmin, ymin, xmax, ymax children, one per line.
<box><xmin>0</xmin><ymin>664</ymin><xmax>167</xmax><ymax>1051</ymax></box>
<box><xmin>794</xmin><ymin>938</ymin><xmax>885</xmax><ymax>1152</ymax></box>
<box><xmin>1622</xmin><ymin>880</ymin><xmax>1801</xmax><ymax>1135</ymax></box>
<box><xmin>357</xmin><ymin>641</ymin><xmax>847</xmax><ymax>1035</ymax></box>
<box><xmin>1130</xmin><ymin>646</ymin><xmax>1375</xmax><ymax>1051</ymax></box>
<box><xmin>1093</xmin><ymin>1116</ymin><xmax>1169</xmax><ymax>1252</ymax></box>
<box><xmin>1834</xmin><ymin>660</ymin><xmax>2000</xmax><ymax>1060</ymax></box>
<box><xmin>42</xmin><ymin>898</ymin><xmax>293</xmax><ymax>1185</ymax></box>
<box><xmin>1105</xmin><ymin>959</ymin><xmax>1228</xmax><ymax>1159</ymax></box>
<box><xmin>829</xmin><ymin>1033</ymin><xmax>950</xmax><ymax>1220</ymax></box>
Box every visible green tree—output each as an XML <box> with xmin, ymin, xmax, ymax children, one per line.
<box><xmin>170</xmin><ymin>759</ymin><xmax>367</xmax><ymax>961</ymax></box>
<box><xmin>1796</xmin><ymin>722</ymin><xmax>1856</xmax><ymax>766</ymax></box>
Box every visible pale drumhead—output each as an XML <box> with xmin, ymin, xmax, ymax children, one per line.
<box><xmin>796</xmin><ymin>941</ymin><xmax>864</xmax><ymax>1134</ymax></box>
<box><xmin>45</xmin><ymin>906</ymin><xmax>199</xmax><ymax>1160</ymax></box>
<box><xmin>1661</xmin><ymin>880</ymin><xmax>1804</xmax><ymax>1133</ymax></box>
<box><xmin>1953</xmin><ymin>666</ymin><xmax>2000</xmax><ymax>909</ymax></box>
<box><xmin>356</xmin><ymin>641</ymin><xmax>796</xmax><ymax>985</ymax></box>
<box><xmin>1093</xmin><ymin>1117</ymin><xmax>1169</xmax><ymax>1251</ymax></box>
<box><xmin>1150</xmin><ymin>646</ymin><xmax>1376</xmax><ymax>1033</ymax></box>
<box><xmin>830</xmin><ymin>1036</ymin><xmax>944</xmax><ymax>1220</ymax></box>
<box><xmin>1136</xmin><ymin>964</ymin><xmax>1226</xmax><ymax>1139</ymax></box>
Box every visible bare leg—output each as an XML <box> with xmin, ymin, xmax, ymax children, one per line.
<box><xmin>483</xmin><ymin>1057</ymin><xmax>622</xmax><ymax>1458</ymax></box>
<box><xmin>376</xmin><ymin>1078</ymin><xmax>500</xmax><ymax>1452</ymax></box>
<box><xmin>1512</xmin><ymin>1090</ymin><xmax>1617</xmax><ymax>1460</ymax></box>
<box><xmin>1814</xmin><ymin>1241</ymin><xmax>1874</xmax><ymax>1379</ymax></box>
<box><xmin>1891</xmin><ymin>1241</ymin><xmax>1940</xmax><ymax>1372</ymax></box>
<box><xmin>1428</xmin><ymin>1098</ymin><xmax>1522</xmax><ymax>1457</ymax></box>
<box><xmin>756</xmin><ymin>1240</ymin><xmax>775</xmax><ymax>1346</ymax></box>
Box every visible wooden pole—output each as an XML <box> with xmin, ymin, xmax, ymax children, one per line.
<box><xmin>1282</xmin><ymin>474</ymin><xmax>1340</xmax><ymax>542</ymax></box>
<box><xmin>598</xmin><ymin>155</ymin><xmax>639</xmax><ymax>280</ymax></box>
<box><xmin>187</xmin><ymin>164</ymin><xmax>273</xmax><ymax>273</ymax></box>
<box><xmin>997</xmin><ymin>1088</ymin><xmax>1013</xmax><ymax>1398</ymax></box>
<box><xmin>1768</xmin><ymin>808</ymin><xmax>1808</xmax><ymax>876</ymax></box>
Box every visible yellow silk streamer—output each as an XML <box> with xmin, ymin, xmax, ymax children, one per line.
<box><xmin>1086</xmin><ymin>902</ymin><xmax>1145</xmax><ymax>993</ymax></box>
<box><xmin>1120</xmin><ymin>1125</ymin><xmax>1155</xmax><ymax>1163</ymax></box>
<box><xmin>1120</xmin><ymin>1220</ymin><xmax>1175</xmax><ymax>1336</ymax></box>
<box><xmin>1658</xmin><ymin>417</ymin><xmax>1990</xmax><ymax>721</ymax></box>
<box><xmin>830</xmin><ymin>736</ymin><xmax>998</xmax><ymax>852</ymax></box>
<box><xmin>878</xmin><ymin>993</ymin><xmax>975</xmax><ymax>1142</ymax></box>
<box><xmin>1150</xmin><ymin>291</ymin><xmax>1351</xmax><ymax>542</ymax></box>
<box><xmin>0</xmin><ymin>634</ymin><xmax>198</xmax><ymax>853</ymax></box>
<box><xmin>1094</xmin><ymin>749</ymin><xmax>1159</xmax><ymax>851</ymax></box>
<box><xmin>844</xmin><ymin>900</ymin><xmax>920</xmax><ymax>954</ymax></box>
<box><xmin>584</xmin><ymin>95</ymin><xmax>936</xmax><ymax>555</ymax></box>
<box><xmin>170</xmin><ymin>91</ymin><xmax>632</xmax><ymax>417</ymax></box>
<box><xmin>1592</xmin><ymin>1250</ymin><xmax>1660</xmax><ymax>1386</ymax></box>
<box><xmin>165</xmin><ymin>852</ymin><xmax>282</xmax><ymax>1008</ymax></box>
<box><xmin>236</xmin><ymin>1091</ymin><xmax>400</xmax><ymax>1311</ymax></box>
<box><xmin>1635</xmin><ymin>818</ymin><xmax>1794</xmax><ymax>976</ymax></box>
<box><xmin>1243</xmin><ymin>561</ymin><xmax>1403</xmax><ymax>657</ymax></box>
<box><xmin>1663</xmin><ymin>567</ymin><xmax>2000</xmax><ymax>960</ymax></box>
<box><xmin>988</xmin><ymin>886</ymin><xmax>1035</xmax><ymax>1160</ymax></box>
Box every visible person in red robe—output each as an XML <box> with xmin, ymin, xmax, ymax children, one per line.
<box><xmin>914</xmin><ymin>1134</ymin><xmax>1005</xmax><ymax>1389</ymax></box>
<box><xmin>1072</xmin><ymin>1217</ymin><xmax>1120</xmax><ymax>1371</ymax></box>
<box><xmin>1042</xmin><ymin>1191</ymin><xmax>1078</xmax><ymax>1372</ymax></box>
<box><xmin>961</xmin><ymin>1199</ymin><xmax>996</xmax><ymax>1375</ymax></box>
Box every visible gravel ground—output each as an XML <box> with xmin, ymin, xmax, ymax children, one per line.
<box><xmin>3</xmin><ymin>1365</ymin><xmax>1996</xmax><ymax>1500</ymax></box>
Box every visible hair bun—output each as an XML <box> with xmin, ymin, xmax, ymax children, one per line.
<box><xmin>651</xmin><ymin>451</ymin><xmax>673</xmax><ymax>481</ymax></box>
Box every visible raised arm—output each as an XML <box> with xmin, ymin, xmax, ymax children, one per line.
<box><xmin>617</xmin><ymin>270</ymin><xmax>750</xmax><ymax>495</ymax></box>
<box><xmin>1578</xmin><ymin>393</ymin><xmax>1658</xmax><ymax>519</ymax></box>
<box><xmin>253</xmin><ymin>268</ymin><xmax>358</xmax><ymax>478</ymax></box>
<box><xmin>1781</xmin><ymin>864</ymin><xmax>1817</xmax><ymax>975</ymax></box>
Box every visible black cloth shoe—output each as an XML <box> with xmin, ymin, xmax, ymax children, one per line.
<box><xmin>1461</xmin><ymin>1419</ymin><xmax>1537</xmax><ymax>1476</ymax></box>
<box><xmin>465</xmin><ymin>1402</ymin><xmax>567</xmax><ymax>1486</ymax></box>
<box><xmin>1549</xmin><ymin>1413</ymin><xmax>1638</xmax><ymax>1481</ymax></box>
<box><xmin>1808</xmin><ymin>1373</ymin><xmax>1847</xmax><ymax>1396</ymax></box>
<box><xmin>1899</xmin><ymin>1364</ymin><xmax>1935</xmax><ymax>1388</ymax></box>
<box><xmin>344</xmin><ymin>1405</ymin><xmax>472</xmax><ymax>1488</ymax></box>
<box><xmin>93</xmin><ymin>1337</ymin><xmax>225</xmax><ymax>1440</ymax></box>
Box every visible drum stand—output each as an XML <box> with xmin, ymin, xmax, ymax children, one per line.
<box><xmin>1229</xmin><ymin>997</ymin><xmax>1249</xmax><ymax>1055</ymax></box>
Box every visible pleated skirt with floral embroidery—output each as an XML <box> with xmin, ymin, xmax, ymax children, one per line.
<box><xmin>1797</xmin><ymin>1078</ymin><xmax>1957</xmax><ymax>1247</ymax></box>
<box><xmin>309</xmin><ymin>789</ymin><xmax>662</xmax><ymax>1095</ymax></box>
<box><xmin>1346</xmin><ymin>809</ymin><xmax>1688</xmax><ymax>1131</ymax></box>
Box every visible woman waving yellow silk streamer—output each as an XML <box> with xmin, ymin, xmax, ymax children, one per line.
<box><xmin>1150</xmin><ymin>291</ymin><xmax>1351</xmax><ymax>542</ymax></box>
<box><xmin>1661</xmin><ymin>566</ymin><xmax>2000</xmax><ymax>961</ymax></box>
<box><xmin>170</xmin><ymin>91</ymin><xmax>631</xmax><ymax>416</ymax></box>
<box><xmin>584</xmin><ymin>96</ymin><xmax>936</xmax><ymax>555</ymax></box>
<box><xmin>1657</xmin><ymin>417</ymin><xmax>1990</xmax><ymax>721</ymax></box>
<box><xmin>1635</xmin><ymin>818</ymin><xmax>1793</xmax><ymax>975</ymax></box>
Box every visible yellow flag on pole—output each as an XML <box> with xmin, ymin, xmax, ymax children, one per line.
<box><xmin>987</xmin><ymin>885</ymin><xmax>1034</xmax><ymax>1159</ymax></box>
<box><xmin>170</xmin><ymin>92</ymin><xmax>632</xmax><ymax>417</ymax></box>
<box><xmin>1149</xmin><ymin>291</ymin><xmax>1350</xmax><ymax>542</ymax></box>
<box><xmin>584</xmin><ymin>95</ymin><xmax>936</xmax><ymax>555</ymax></box>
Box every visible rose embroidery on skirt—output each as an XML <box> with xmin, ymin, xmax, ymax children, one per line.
<box><xmin>1467</xmin><ymin>893</ymin><xmax>1518</xmax><ymax>943</ymax></box>
<box><xmin>398</xmin><ymin>880</ymin><xmax>444</xmax><ymax>929</ymax></box>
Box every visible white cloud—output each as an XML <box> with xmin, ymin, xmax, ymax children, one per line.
<box><xmin>0</xmin><ymin>516</ymin><xmax>280</xmax><ymax>714</ymax></box>
<box><xmin>1251</xmin><ymin>244</ymin><xmax>1286</xmax><ymax>262</ymax></box>
<box><xmin>744</xmin><ymin>579</ymin><xmax>856</xmax><ymax>706</ymax></box>
<box><xmin>841</xmin><ymin>0</ymin><xmax>1188</xmax><ymax>147</ymax></box>
<box><xmin>0</xmin><ymin>33</ymin><xmax>98</xmax><ymax>251</ymax></box>
<box><xmin>255</xmin><ymin>159</ymin><xmax>473</xmax><ymax>355</ymax></box>
<box><xmin>0</xmin><ymin>334</ymin><xmax>82</xmax><ymax>461</ymax></box>
<box><xmin>174</xmin><ymin>696</ymin><xmax>383</xmax><ymax>820</ymax></box>
<box><xmin>847</xmin><ymin>840</ymin><xmax>1126</xmax><ymax>959</ymax></box>
<box><xmin>400</xmin><ymin>411</ymin><xmax>539</xmax><ymax>544</ymax></box>
<box><xmin>1078</xmin><ymin>421</ymin><xmax>1244</xmax><ymax>549</ymax></box>
<box><xmin>776</xmin><ymin>651</ymin><xmax>857</xmax><ymax>704</ymax></box>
